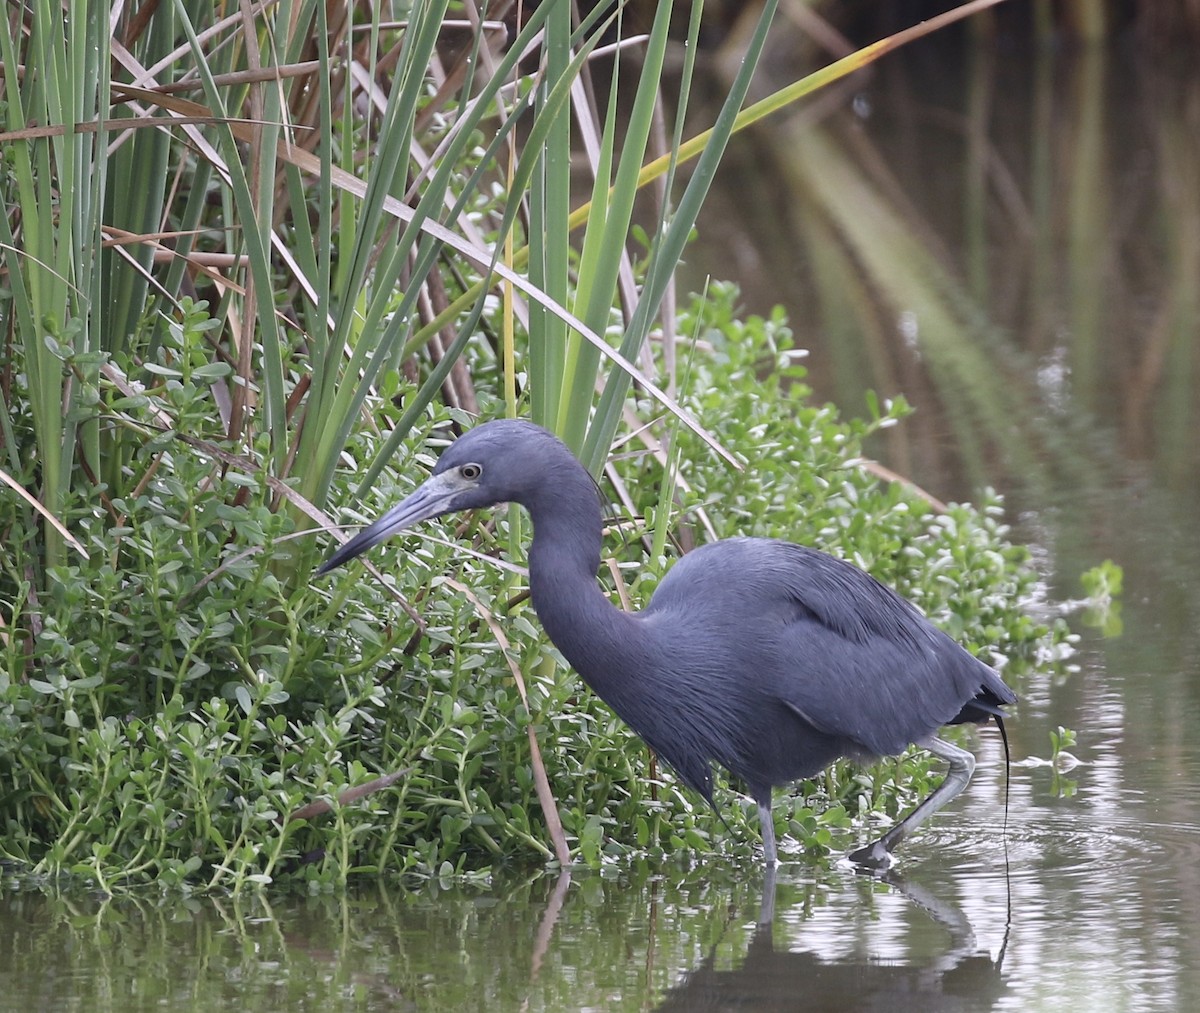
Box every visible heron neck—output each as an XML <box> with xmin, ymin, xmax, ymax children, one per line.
<box><xmin>526</xmin><ymin>476</ymin><xmax>605</xmax><ymax>620</ymax></box>
<box><xmin>524</xmin><ymin>471</ymin><xmax>639</xmax><ymax>682</ymax></box>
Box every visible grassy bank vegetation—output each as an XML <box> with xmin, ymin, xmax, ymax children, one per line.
<box><xmin>1</xmin><ymin>1</ymin><xmax>1069</xmax><ymax>890</ymax></box>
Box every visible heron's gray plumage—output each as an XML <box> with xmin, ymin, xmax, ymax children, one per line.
<box><xmin>319</xmin><ymin>419</ymin><xmax>1016</xmax><ymax>867</ymax></box>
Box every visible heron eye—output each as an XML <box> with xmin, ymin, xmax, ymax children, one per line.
<box><xmin>459</xmin><ymin>463</ymin><xmax>482</xmax><ymax>481</ymax></box>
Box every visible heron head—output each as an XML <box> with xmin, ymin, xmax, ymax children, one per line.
<box><xmin>317</xmin><ymin>419</ymin><xmax>569</xmax><ymax>573</ymax></box>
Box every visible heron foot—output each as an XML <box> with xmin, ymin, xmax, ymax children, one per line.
<box><xmin>847</xmin><ymin>839</ymin><xmax>895</xmax><ymax>871</ymax></box>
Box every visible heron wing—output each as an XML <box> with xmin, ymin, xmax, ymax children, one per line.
<box><xmin>767</xmin><ymin>541</ymin><xmax>1007</xmax><ymax>756</ymax></box>
<box><xmin>644</xmin><ymin>537</ymin><xmax>1012</xmax><ymax>762</ymax></box>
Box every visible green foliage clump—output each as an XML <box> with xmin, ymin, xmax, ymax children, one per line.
<box><xmin>1</xmin><ymin>287</ymin><xmax>1072</xmax><ymax>888</ymax></box>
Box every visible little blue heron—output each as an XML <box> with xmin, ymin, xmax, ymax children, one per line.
<box><xmin>319</xmin><ymin>419</ymin><xmax>1015</xmax><ymax>867</ymax></box>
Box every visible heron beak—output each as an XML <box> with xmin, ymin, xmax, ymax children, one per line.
<box><xmin>317</xmin><ymin>470</ymin><xmax>464</xmax><ymax>574</ymax></box>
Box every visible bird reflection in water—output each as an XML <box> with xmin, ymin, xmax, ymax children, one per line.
<box><xmin>655</xmin><ymin>867</ymin><xmax>1009</xmax><ymax>1012</ymax></box>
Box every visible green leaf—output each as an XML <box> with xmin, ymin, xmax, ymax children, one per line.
<box><xmin>191</xmin><ymin>361</ymin><xmax>233</xmax><ymax>381</ymax></box>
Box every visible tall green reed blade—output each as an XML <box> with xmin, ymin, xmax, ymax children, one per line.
<box><xmin>279</xmin><ymin>0</ymin><xmax>335</xmax><ymax>373</ymax></box>
<box><xmin>527</xmin><ymin>0</ymin><xmax>574</xmax><ymax>431</ymax></box>
<box><xmin>343</xmin><ymin>2</ymin><xmax>623</xmax><ymax>500</ymax></box>
<box><xmin>649</xmin><ymin>281</ymin><xmax>708</xmax><ymax>567</ymax></box>
<box><xmin>298</xmin><ymin>1</ymin><xmax>454</xmax><ymax>509</ymax></box>
<box><xmin>171</xmin><ymin>0</ymin><xmax>288</xmax><ymax>460</ymax></box>
<box><xmin>103</xmin><ymin>5</ymin><xmax>172</xmax><ymax>365</ymax></box>
<box><xmin>291</xmin><ymin>1</ymin><xmax>453</xmax><ymax>513</ymax></box>
<box><xmin>301</xmin><ymin>1</ymin><xmax>573</xmax><ymax>510</ymax></box>
<box><xmin>372</xmin><ymin>2</ymin><xmax>736</xmax><ymax>470</ymax></box>
<box><xmin>392</xmin><ymin>0</ymin><xmax>992</xmax><ymax>475</ymax></box>
<box><xmin>322</xmin><ymin>0</ymin><xmax>450</xmax><ymax>353</ymax></box>
<box><xmin>581</xmin><ymin>0</ymin><xmax>779</xmax><ymax>475</ymax></box>
<box><xmin>1</xmin><ymin>1</ymin><xmax>109</xmax><ymax>566</ymax></box>
<box><xmin>551</xmin><ymin>0</ymin><xmax>673</xmax><ymax>454</ymax></box>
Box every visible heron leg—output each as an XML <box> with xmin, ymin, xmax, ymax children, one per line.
<box><xmin>848</xmin><ymin>736</ymin><xmax>976</xmax><ymax>870</ymax></box>
<box><xmin>759</xmin><ymin>862</ymin><xmax>777</xmax><ymax>927</ymax></box>
<box><xmin>758</xmin><ymin>798</ymin><xmax>778</xmax><ymax>868</ymax></box>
